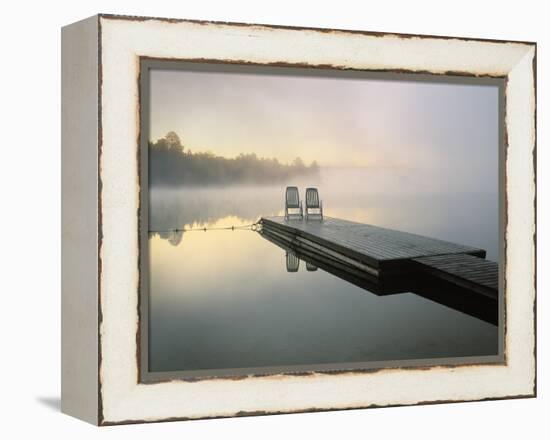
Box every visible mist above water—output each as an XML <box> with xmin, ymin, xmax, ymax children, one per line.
<box><xmin>150</xmin><ymin>166</ymin><xmax>498</xmax><ymax>260</ymax></box>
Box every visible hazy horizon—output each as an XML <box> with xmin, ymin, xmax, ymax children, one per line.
<box><xmin>149</xmin><ymin>67</ymin><xmax>499</xmax><ymax>194</ymax></box>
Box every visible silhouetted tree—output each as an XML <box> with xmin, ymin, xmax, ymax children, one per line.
<box><xmin>149</xmin><ymin>132</ymin><xmax>320</xmax><ymax>186</ymax></box>
<box><xmin>292</xmin><ymin>157</ymin><xmax>305</xmax><ymax>168</ymax></box>
<box><xmin>165</xmin><ymin>131</ymin><xmax>183</xmax><ymax>152</ymax></box>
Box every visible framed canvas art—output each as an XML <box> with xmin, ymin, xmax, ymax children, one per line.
<box><xmin>61</xmin><ymin>14</ymin><xmax>536</xmax><ymax>425</ymax></box>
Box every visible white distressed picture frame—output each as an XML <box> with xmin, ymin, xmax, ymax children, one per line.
<box><xmin>61</xmin><ymin>14</ymin><xmax>536</xmax><ymax>425</ymax></box>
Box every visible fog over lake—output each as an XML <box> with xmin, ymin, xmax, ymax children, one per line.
<box><xmin>150</xmin><ymin>167</ymin><xmax>498</xmax><ymax>260</ymax></box>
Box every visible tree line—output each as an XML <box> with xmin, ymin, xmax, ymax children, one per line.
<box><xmin>149</xmin><ymin>132</ymin><xmax>319</xmax><ymax>186</ymax></box>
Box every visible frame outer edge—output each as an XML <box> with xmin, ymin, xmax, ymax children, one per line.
<box><xmin>61</xmin><ymin>14</ymin><xmax>101</xmax><ymax>425</ymax></box>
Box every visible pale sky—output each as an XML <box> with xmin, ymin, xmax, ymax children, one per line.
<box><xmin>149</xmin><ymin>68</ymin><xmax>499</xmax><ymax>181</ymax></box>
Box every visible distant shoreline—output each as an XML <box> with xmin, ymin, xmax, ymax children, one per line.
<box><xmin>149</xmin><ymin>132</ymin><xmax>319</xmax><ymax>186</ymax></box>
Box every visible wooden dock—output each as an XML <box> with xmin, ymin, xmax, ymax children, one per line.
<box><xmin>260</xmin><ymin>216</ymin><xmax>498</xmax><ymax>306</ymax></box>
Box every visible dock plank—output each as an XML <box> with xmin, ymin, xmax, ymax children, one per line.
<box><xmin>412</xmin><ymin>254</ymin><xmax>498</xmax><ymax>299</ymax></box>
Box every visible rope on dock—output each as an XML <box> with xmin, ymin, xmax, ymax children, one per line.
<box><xmin>149</xmin><ymin>221</ymin><xmax>262</xmax><ymax>234</ymax></box>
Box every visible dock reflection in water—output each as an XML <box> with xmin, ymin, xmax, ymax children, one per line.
<box><xmin>278</xmin><ymin>242</ymin><xmax>497</xmax><ymax>326</ymax></box>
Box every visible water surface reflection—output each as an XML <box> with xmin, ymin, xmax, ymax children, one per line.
<box><xmin>149</xmin><ymin>168</ymin><xmax>498</xmax><ymax>373</ymax></box>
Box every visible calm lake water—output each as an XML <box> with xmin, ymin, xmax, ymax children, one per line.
<box><xmin>148</xmin><ymin>168</ymin><xmax>499</xmax><ymax>373</ymax></box>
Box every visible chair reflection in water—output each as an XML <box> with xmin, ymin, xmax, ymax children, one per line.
<box><xmin>306</xmin><ymin>262</ymin><xmax>318</xmax><ymax>272</ymax></box>
<box><xmin>285</xmin><ymin>251</ymin><xmax>318</xmax><ymax>272</ymax></box>
<box><xmin>305</xmin><ymin>187</ymin><xmax>323</xmax><ymax>221</ymax></box>
<box><xmin>284</xmin><ymin>186</ymin><xmax>303</xmax><ymax>221</ymax></box>
<box><xmin>285</xmin><ymin>252</ymin><xmax>300</xmax><ymax>272</ymax></box>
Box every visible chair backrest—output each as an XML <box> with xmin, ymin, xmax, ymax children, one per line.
<box><xmin>286</xmin><ymin>186</ymin><xmax>300</xmax><ymax>208</ymax></box>
<box><xmin>305</xmin><ymin>188</ymin><xmax>320</xmax><ymax>208</ymax></box>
